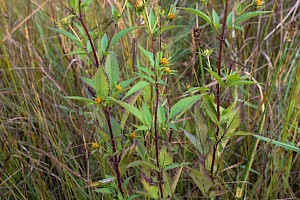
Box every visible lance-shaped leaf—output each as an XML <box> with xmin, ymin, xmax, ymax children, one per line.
<box><xmin>109</xmin><ymin>97</ymin><xmax>144</xmax><ymax>124</ymax></box>
<box><xmin>93</xmin><ymin>67</ymin><xmax>109</xmax><ymax>98</ymax></box>
<box><xmin>170</xmin><ymin>94</ymin><xmax>205</xmax><ymax>120</ymax></box>
<box><xmin>105</xmin><ymin>54</ymin><xmax>119</xmax><ymax>90</ymax></box>
<box><xmin>234</xmin><ymin>11</ymin><xmax>272</xmax><ymax>26</ymax></box>
<box><xmin>48</xmin><ymin>27</ymin><xmax>84</xmax><ymax>48</ymax></box>
<box><xmin>122</xmin><ymin>81</ymin><xmax>149</xmax><ymax>100</ymax></box>
<box><xmin>180</xmin><ymin>8</ymin><xmax>212</xmax><ymax>27</ymax></box>
<box><xmin>109</xmin><ymin>26</ymin><xmax>140</xmax><ymax>48</ymax></box>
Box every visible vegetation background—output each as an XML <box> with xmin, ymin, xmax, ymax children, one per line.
<box><xmin>0</xmin><ymin>0</ymin><xmax>299</xmax><ymax>199</ymax></box>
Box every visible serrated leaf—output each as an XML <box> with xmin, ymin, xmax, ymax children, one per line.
<box><xmin>141</xmin><ymin>103</ymin><xmax>152</xmax><ymax>127</ymax></box>
<box><xmin>100</xmin><ymin>33</ymin><xmax>109</xmax><ymax>53</ymax></box>
<box><xmin>119</xmin><ymin>143</ymin><xmax>136</xmax><ymax>176</ymax></box>
<box><xmin>109</xmin><ymin>97</ymin><xmax>144</xmax><ymax>123</ymax></box>
<box><xmin>93</xmin><ymin>67</ymin><xmax>109</xmax><ymax>98</ymax></box>
<box><xmin>157</xmin><ymin>103</ymin><xmax>166</xmax><ymax>125</ymax></box>
<box><xmin>171</xmin><ymin>166</ymin><xmax>183</xmax><ymax>194</ymax></box>
<box><xmin>189</xmin><ymin>164</ymin><xmax>212</xmax><ymax>197</ymax></box>
<box><xmin>206</xmin><ymin>68</ymin><xmax>224</xmax><ymax>87</ymax></box>
<box><xmin>226</xmin><ymin>108</ymin><xmax>240</xmax><ymax>134</ymax></box>
<box><xmin>234</xmin><ymin>11</ymin><xmax>272</xmax><ymax>26</ymax></box>
<box><xmin>48</xmin><ymin>27</ymin><xmax>84</xmax><ymax>48</ymax></box>
<box><xmin>158</xmin><ymin>147</ymin><xmax>173</xmax><ymax>168</ymax></box>
<box><xmin>105</xmin><ymin>54</ymin><xmax>119</xmax><ymax>90</ymax></box>
<box><xmin>141</xmin><ymin>175</ymin><xmax>159</xmax><ymax>199</ymax></box>
<box><xmin>65</xmin><ymin>96</ymin><xmax>94</xmax><ymax>103</ymax></box>
<box><xmin>170</xmin><ymin>94</ymin><xmax>205</xmax><ymax>120</ymax></box>
<box><xmin>109</xmin><ymin>27</ymin><xmax>139</xmax><ymax>48</ymax></box>
<box><xmin>180</xmin><ymin>8</ymin><xmax>212</xmax><ymax>27</ymax></box>
<box><xmin>122</xmin><ymin>81</ymin><xmax>149</xmax><ymax>100</ymax></box>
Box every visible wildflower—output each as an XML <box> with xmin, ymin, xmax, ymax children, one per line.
<box><xmin>135</xmin><ymin>0</ymin><xmax>144</xmax><ymax>13</ymax></box>
<box><xmin>160</xmin><ymin>57</ymin><xmax>168</xmax><ymax>65</ymax></box>
<box><xmin>115</xmin><ymin>84</ymin><xmax>122</xmax><ymax>91</ymax></box>
<box><xmin>129</xmin><ymin>132</ymin><xmax>136</xmax><ymax>140</ymax></box>
<box><xmin>94</xmin><ymin>97</ymin><xmax>101</xmax><ymax>104</ymax></box>
<box><xmin>185</xmin><ymin>83</ymin><xmax>191</xmax><ymax>90</ymax></box>
<box><xmin>253</xmin><ymin>0</ymin><xmax>263</xmax><ymax>7</ymax></box>
<box><xmin>164</xmin><ymin>67</ymin><xmax>171</xmax><ymax>73</ymax></box>
<box><xmin>91</xmin><ymin>142</ymin><xmax>100</xmax><ymax>149</ymax></box>
<box><xmin>167</xmin><ymin>13</ymin><xmax>175</xmax><ymax>22</ymax></box>
<box><xmin>202</xmin><ymin>48</ymin><xmax>213</xmax><ymax>57</ymax></box>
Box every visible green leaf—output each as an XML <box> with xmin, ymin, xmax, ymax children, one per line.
<box><xmin>206</xmin><ymin>68</ymin><xmax>224</xmax><ymax>87</ymax></box>
<box><xmin>109</xmin><ymin>97</ymin><xmax>145</xmax><ymax>123</ymax></box>
<box><xmin>158</xmin><ymin>25</ymin><xmax>185</xmax><ymax>36</ymax></box>
<box><xmin>141</xmin><ymin>175</ymin><xmax>159</xmax><ymax>199</ymax></box>
<box><xmin>170</xmin><ymin>94</ymin><xmax>205</xmax><ymax>120</ymax></box>
<box><xmin>109</xmin><ymin>27</ymin><xmax>139</xmax><ymax>48</ymax></box>
<box><xmin>141</xmin><ymin>103</ymin><xmax>152</xmax><ymax>127</ymax></box>
<box><xmin>253</xmin><ymin>135</ymin><xmax>300</xmax><ymax>154</ymax></box>
<box><xmin>184</xmin><ymin>130</ymin><xmax>204</xmax><ymax>154</ymax></box>
<box><xmin>127</xmin><ymin>161</ymin><xmax>159</xmax><ymax>171</ymax></box>
<box><xmin>163</xmin><ymin>162</ymin><xmax>190</xmax><ymax>171</ymax></box>
<box><xmin>105</xmin><ymin>54</ymin><xmax>119</xmax><ymax>90</ymax></box>
<box><xmin>157</xmin><ymin>103</ymin><xmax>166</xmax><ymax>125</ymax></box>
<box><xmin>138</xmin><ymin>46</ymin><xmax>154</xmax><ymax>67</ymax></box>
<box><xmin>149</xmin><ymin>8</ymin><xmax>156</xmax><ymax>30</ymax></box>
<box><xmin>212</xmin><ymin>9</ymin><xmax>220</xmax><ymax>31</ymax></box>
<box><xmin>100</xmin><ymin>33</ymin><xmax>109</xmax><ymax>53</ymax></box>
<box><xmin>80</xmin><ymin>77</ymin><xmax>95</xmax><ymax>90</ymax></box>
<box><xmin>119</xmin><ymin>144</ymin><xmax>136</xmax><ymax>176</ymax></box>
<box><xmin>122</xmin><ymin>81</ymin><xmax>149</xmax><ymax>100</ymax></box>
<box><xmin>65</xmin><ymin>96</ymin><xmax>93</xmax><ymax>103</ymax></box>
<box><xmin>48</xmin><ymin>27</ymin><xmax>84</xmax><ymax>48</ymax></box>
<box><xmin>171</xmin><ymin>166</ymin><xmax>184</xmax><ymax>194</ymax></box>
<box><xmin>189</xmin><ymin>165</ymin><xmax>212</xmax><ymax>197</ymax></box>
<box><xmin>158</xmin><ymin>147</ymin><xmax>173</xmax><ymax>168</ymax></box>
<box><xmin>234</xmin><ymin>11</ymin><xmax>272</xmax><ymax>26</ymax></box>
<box><xmin>65</xmin><ymin>49</ymin><xmax>86</xmax><ymax>55</ymax></box>
<box><xmin>225</xmin><ymin>108</ymin><xmax>240</xmax><ymax>134</ymax></box>
<box><xmin>94</xmin><ymin>188</ymin><xmax>112</xmax><ymax>194</ymax></box>
<box><xmin>93</xmin><ymin>67</ymin><xmax>109</xmax><ymax>98</ymax></box>
<box><xmin>180</xmin><ymin>8</ymin><xmax>212</xmax><ymax>27</ymax></box>
<box><xmin>226</xmin><ymin>12</ymin><xmax>233</xmax><ymax>29</ymax></box>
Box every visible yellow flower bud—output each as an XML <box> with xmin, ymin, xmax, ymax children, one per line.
<box><xmin>94</xmin><ymin>97</ymin><xmax>101</xmax><ymax>104</ymax></box>
<box><xmin>164</xmin><ymin>67</ymin><xmax>171</xmax><ymax>73</ymax></box>
<box><xmin>129</xmin><ymin>132</ymin><xmax>136</xmax><ymax>140</ymax></box>
<box><xmin>91</xmin><ymin>142</ymin><xmax>100</xmax><ymax>149</ymax></box>
<box><xmin>167</xmin><ymin>13</ymin><xmax>175</xmax><ymax>22</ymax></box>
<box><xmin>160</xmin><ymin>58</ymin><xmax>168</xmax><ymax>65</ymax></box>
<box><xmin>115</xmin><ymin>84</ymin><xmax>122</xmax><ymax>91</ymax></box>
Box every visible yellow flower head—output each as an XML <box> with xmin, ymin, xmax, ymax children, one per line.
<box><xmin>253</xmin><ymin>0</ymin><xmax>262</xmax><ymax>7</ymax></box>
<box><xmin>164</xmin><ymin>67</ymin><xmax>171</xmax><ymax>73</ymax></box>
<box><xmin>160</xmin><ymin>57</ymin><xmax>168</xmax><ymax>65</ymax></box>
<box><xmin>115</xmin><ymin>84</ymin><xmax>122</xmax><ymax>91</ymax></box>
<box><xmin>135</xmin><ymin>0</ymin><xmax>144</xmax><ymax>12</ymax></box>
<box><xmin>91</xmin><ymin>142</ymin><xmax>100</xmax><ymax>149</ymax></box>
<box><xmin>129</xmin><ymin>132</ymin><xmax>136</xmax><ymax>140</ymax></box>
<box><xmin>94</xmin><ymin>97</ymin><xmax>101</xmax><ymax>104</ymax></box>
<box><xmin>167</xmin><ymin>13</ymin><xmax>175</xmax><ymax>22</ymax></box>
